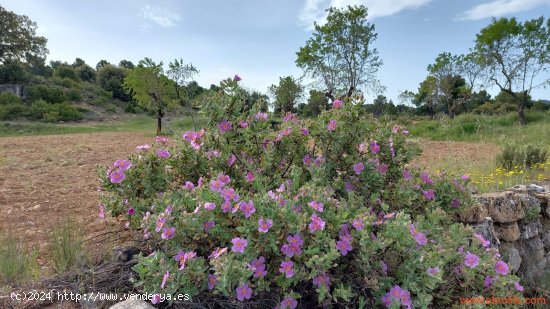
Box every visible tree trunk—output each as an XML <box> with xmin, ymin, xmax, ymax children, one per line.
<box><xmin>518</xmin><ymin>99</ymin><xmax>526</xmax><ymax>126</ymax></box>
<box><xmin>448</xmin><ymin>103</ymin><xmax>456</xmax><ymax>119</ymax></box>
<box><xmin>157</xmin><ymin>115</ymin><xmax>162</xmax><ymax>136</ymax></box>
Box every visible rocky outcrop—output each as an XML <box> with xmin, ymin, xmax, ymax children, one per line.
<box><xmin>464</xmin><ymin>184</ymin><xmax>550</xmax><ymax>284</ymax></box>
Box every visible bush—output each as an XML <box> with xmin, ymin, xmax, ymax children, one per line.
<box><xmin>99</xmin><ymin>78</ymin><xmax>522</xmax><ymax>308</ymax></box>
<box><xmin>30</xmin><ymin>100</ymin><xmax>84</xmax><ymax>122</ymax></box>
<box><xmin>497</xmin><ymin>144</ymin><xmax>548</xmax><ymax>170</ymax></box>
<box><xmin>0</xmin><ymin>232</ymin><xmax>38</xmax><ymax>284</ymax></box>
<box><xmin>27</xmin><ymin>85</ymin><xmax>68</xmax><ymax>104</ymax></box>
<box><xmin>48</xmin><ymin>218</ymin><xmax>85</xmax><ymax>273</ymax></box>
<box><xmin>0</xmin><ymin>102</ymin><xmax>31</xmax><ymax>120</ymax></box>
<box><xmin>67</xmin><ymin>87</ymin><xmax>82</xmax><ymax>101</ymax></box>
<box><xmin>0</xmin><ymin>92</ymin><xmax>22</xmax><ymax>105</ymax></box>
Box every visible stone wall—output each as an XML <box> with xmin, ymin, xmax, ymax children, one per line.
<box><xmin>462</xmin><ymin>184</ymin><xmax>550</xmax><ymax>284</ymax></box>
<box><xmin>0</xmin><ymin>84</ymin><xmax>26</xmax><ymax>98</ymax></box>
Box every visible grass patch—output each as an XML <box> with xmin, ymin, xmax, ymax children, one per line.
<box><xmin>0</xmin><ymin>232</ymin><xmax>39</xmax><ymax>284</ymax></box>
<box><xmin>47</xmin><ymin>218</ymin><xmax>86</xmax><ymax>273</ymax></box>
<box><xmin>409</xmin><ymin>111</ymin><xmax>550</xmax><ymax>147</ymax></box>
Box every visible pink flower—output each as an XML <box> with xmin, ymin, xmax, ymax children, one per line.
<box><xmin>280</xmin><ymin>297</ymin><xmax>298</xmax><ymax>309</ymax></box>
<box><xmin>218</xmin><ymin>120</ymin><xmax>232</xmax><ymax>133</ymax></box>
<box><xmin>114</xmin><ymin>159</ymin><xmax>132</xmax><ymax>171</ymax></box>
<box><xmin>451</xmin><ymin>198</ymin><xmax>460</xmax><ymax>208</ymax></box>
<box><xmin>174</xmin><ymin>251</ymin><xmax>196</xmax><ymax>270</ymax></box>
<box><xmin>231</xmin><ymin>237</ymin><xmax>248</xmax><ymax>253</ymax></box>
<box><xmin>109</xmin><ymin>169</ymin><xmax>126</xmax><ymax>184</ymax></box>
<box><xmin>402</xmin><ymin>169</ymin><xmax>412</xmax><ymax>181</ymax></box>
<box><xmin>336</xmin><ymin>238</ymin><xmax>352</xmax><ymax>255</ymax></box>
<box><xmin>246</xmin><ymin>171</ymin><xmax>255</xmax><ymax>182</ymax></box>
<box><xmin>156</xmin><ymin>149</ymin><xmax>170</xmax><ymax>158</ymax></box>
<box><xmin>151</xmin><ymin>294</ymin><xmax>161</xmax><ymax>304</ymax></box>
<box><xmin>208</xmin><ymin>274</ymin><xmax>218</xmax><ymax>290</ymax></box>
<box><xmin>184</xmin><ymin>181</ymin><xmax>195</xmax><ymax>190</ymax></box>
<box><xmin>156</xmin><ymin>136</ymin><xmax>169</xmax><ymax>144</ymax></box>
<box><xmin>255</xmin><ymin>112</ymin><xmax>268</xmax><ymax>121</ymax></box>
<box><xmin>464</xmin><ymin>252</ymin><xmax>480</xmax><ymax>268</ymax></box>
<box><xmin>258</xmin><ymin>218</ymin><xmax>273</xmax><ymax>233</ymax></box>
<box><xmin>203</xmin><ymin>220</ymin><xmax>215</xmax><ymax>232</ymax></box>
<box><xmin>303</xmin><ymin>155</ymin><xmax>313</xmax><ymax>166</ymax></box>
<box><xmin>420</xmin><ymin>172</ymin><xmax>433</xmax><ymax>185</ymax></box>
<box><xmin>221</xmin><ymin>201</ymin><xmax>232</xmax><ymax>213</ymax></box>
<box><xmin>370</xmin><ymin>141</ymin><xmax>380</xmax><ymax>154</ymax></box>
<box><xmin>358</xmin><ymin>143</ymin><xmax>367</xmax><ymax>153</ymax></box>
<box><xmin>376</xmin><ymin>163</ymin><xmax>389</xmax><ymax>175</ymax></box>
<box><xmin>161</xmin><ymin>227</ymin><xmax>176</xmax><ymax>240</ymax></box>
<box><xmin>327</xmin><ymin>119</ymin><xmax>337</xmax><ymax>131</ymax></box>
<box><xmin>461</xmin><ymin>174</ymin><xmax>470</xmax><ymax>181</ymax></box>
<box><xmin>308</xmin><ymin>200</ymin><xmax>324</xmax><ymax>212</ymax></box>
<box><xmin>160</xmin><ymin>271</ymin><xmax>170</xmax><ymax>289</ymax></box>
<box><xmin>227</xmin><ymin>154</ymin><xmax>237</xmax><ymax>166</ymax></box>
<box><xmin>427</xmin><ymin>267</ymin><xmax>440</xmax><ymax>276</ymax></box>
<box><xmin>221</xmin><ymin>187</ymin><xmax>240</xmax><ymax>202</ymax></box>
<box><xmin>314</xmin><ymin>156</ymin><xmax>325</xmax><ymax>166</ymax></box>
<box><xmin>353</xmin><ymin>162</ymin><xmax>364</xmax><ymax>175</ymax></box>
<box><xmin>239</xmin><ymin>120</ymin><xmax>248</xmax><ymax>128</ymax></box>
<box><xmin>352</xmin><ymin>218</ymin><xmax>364</xmax><ymax>230</ymax></box>
<box><xmin>236</xmin><ymin>284</ymin><xmax>252</xmax><ymax>301</ymax></box>
<box><xmin>250</xmin><ymin>256</ymin><xmax>267</xmax><ymax>278</ymax></box>
<box><xmin>474</xmin><ymin>233</ymin><xmax>490</xmax><ymax>247</ymax></box>
<box><xmin>333</xmin><ymin>99</ymin><xmax>343</xmax><ymax>108</ymax></box>
<box><xmin>204</xmin><ymin>202</ymin><xmax>216</xmax><ymax>210</ymax></box>
<box><xmin>381</xmin><ymin>285</ymin><xmax>411</xmax><ymax>308</ymax></box>
<box><xmin>514</xmin><ymin>281</ymin><xmax>524</xmax><ymax>291</ymax></box>
<box><xmin>155</xmin><ymin>217</ymin><xmax>166</xmax><ymax>232</ymax></box>
<box><xmin>239</xmin><ymin>200</ymin><xmax>255</xmax><ymax>218</ymax></box>
<box><xmin>409</xmin><ymin>224</ymin><xmax>428</xmax><ymax>246</ymax></box>
<box><xmin>98</xmin><ymin>204</ymin><xmax>105</xmax><ymax>219</ymax></box>
<box><xmin>301</xmin><ymin>127</ymin><xmax>309</xmax><ymax>135</ymax></box>
<box><xmin>208</xmin><ymin>247</ymin><xmax>227</xmax><ymax>259</ymax></box>
<box><xmin>484</xmin><ymin>275</ymin><xmax>495</xmax><ymax>288</ymax></box>
<box><xmin>312</xmin><ymin>274</ymin><xmax>330</xmax><ymax>288</ymax></box>
<box><xmin>234</xmin><ymin>74</ymin><xmax>242</xmax><ymax>81</ymax></box>
<box><xmin>495</xmin><ymin>260</ymin><xmax>509</xmax><ymax>275</ymax></box>
<box><xmin>127</xmin><ymin>208</ymin><xmax>135</xmax><ymax>216</ymax></box>
<box><xmin>422</xmin><ymin>189</ymin><xmax>435</xmax><ymax>201</ymax></box>
<box><xmin>135</xmin><ymin>144</ymin><xmax>151</xmax><ymax>150</ymax></box>
<box><xmin>308</xmin><ymin>214</ymin><xmax>325</xmax><ymax>232</ymax></box>
<box><xmin>279</xmin><ymin>261</ymin><xmax>294</xmax><ymax>278</ymax></box>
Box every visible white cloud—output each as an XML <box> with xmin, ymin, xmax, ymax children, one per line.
<box><xmin>298</xmin><ymin>0</ymin><xmax>433</xmax><ymax>29</ymax></box>
<box><xmin>458</xmin><ymin>0</ymin><xmax>550</xmax><ymax>21</ymax></box>
<box><xmin>142</xmin><ymin>4</ymin><xmax>181</xmax><ymax>28</ymax></box>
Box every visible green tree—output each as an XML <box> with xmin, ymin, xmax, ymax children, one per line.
<box><xmin>0</xmin><ymin>59</ymin><xmax>28</xmax><ymax>83</ymax></box>
<box><xmin>268</xmin><ymin>76</ymin><xmax>303</xmax><ymax>115</ymax></box>
<box><xmin>54</xmin><ymin>65</ymin><xmax>78</xmax><ymax>81</ymax></box>
<box><xmin>96</xmin><ymin>60</ymin><xmax>111</xmax><ymax>70</ymax></box>
<box><xmin>0</xmin><ymin>5</ymin><xmax>48</xmax><ymax>63</ymax></box>
<box><xmin>75</xmin><ymin>64</ymin><xmax>96</xmax><ymax>82</ymax></box>
<box><xmin>124</xmin><ymin>58</ymin><xmax>176</xmax><ymax>135</ymax></box>
<box><xmin>167</xmin><ymin>58</ymin><xmax>199</xmax><ymax>127</ymax></box>
<box><xmin>296</xmin><ymin>5</ymin><xmax>382</xmax><ymax>101</ymax></box>
<box><xmin>97</xmin><ymin>64</ymin><xmax>131</xmax><ymax>101</ymax></box>
<box><xmin>473</xmin><ymin>17</ymin><xmax>550</xmax><ymax>125</ymax></box>
<box><xmin>72</xmin><ymin>58</ymin><xmax>85</xmax><ymax>68</ymax></box>
<box><xmin>299</xmin><ymin>90</ymin><xmax>328</xmax><ymax>117</ymax></box>
<box><xmin>119</xmin><ymin>60</ymin><xmax>135</xmax><ymax>69</ymax></box>
<box><xmin>427</xmin><ymin>53</ymin><xmax>470</xmax><ymax>119</ymax></box>
<box><xmin>413</xmin><ymin>76</ymin><xmax>439</xmax><ymax>119</ymax></box>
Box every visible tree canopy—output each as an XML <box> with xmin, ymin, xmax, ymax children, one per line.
<box><xmin>296</xmin><ymin>5</ymin><xmax>382</xmax><ymax>101</ymax></box>
<box><xmin>124</xmin><ymin>58</ymin><xmax>176</xmax><ymax>135</ymax></box>
<box><xmin>0</xmin><ymin>5</ymin><xmax>48</xmax><ymax>64</ymax></box>
<box><xmin>269</xmin><ymin>76</ymin><xmax>303</xmax><ymax>115</ymax></box>
<box><xmin>473</xmin><ymin>16</ymin><xmax>550</xmax><ymax>124</ymax></box>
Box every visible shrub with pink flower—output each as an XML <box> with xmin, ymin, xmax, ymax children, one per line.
<box><xmin>99</xmin><ymin>79</ymin><xmax>522</xmax><ymax>307</ymax></box>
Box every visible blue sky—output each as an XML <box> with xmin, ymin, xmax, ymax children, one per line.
<box><xmin>3</xmin><ymin>0</ymin><xmax>550</xmax><ymax>102</ymax></box>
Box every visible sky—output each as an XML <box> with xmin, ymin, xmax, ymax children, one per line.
<box><xmin>3</xmin><ymin>0</ymin><xmax>550</xmax><ymax>103</ymax></box>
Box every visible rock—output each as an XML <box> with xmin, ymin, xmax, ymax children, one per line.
<box><xmin>32</xmin><ymin>204</ymin><xmax>41</xmax><ymax>210</ymax></box>
<box><xmin>476</xmin><ymin>191</ymin><xmax>525</xmax><ymax>223</ymax></box>
<box><xmin>528</xmin><ymin>184</ymin><xmax>547</xmax><ymax>193</ymax></box>
<box><xmin>112</xmin><ymin>247</ymin><xmax>141</xmax><ymax>263</ymax></box>
<box><xmin>500</xmin><ymin>243</ymin><xmax>522</xmax><ymax>272</ymax></box>
<box><xmin>520</xmin><ymin>219</ymin><xmax>541</xmax><ymax>240</ymax></box>
<box><xmin>80</xmin><ymin>293</ymin><xmax>108</xmax><ymax>309</ymax></box>
<box><xmin>519</xmin><ymin>236</ymin><xmax>546</xmax><ymax>263</ymax></box>
<box><xmin>459</xmin><ymin>203</ymin><xmax>488</xmax><ymax>223</ymax></box>
<box><xmin>471</xmin><ymin>217</ymin><xmax>500</xmax><ymax>248</ymax></box>
<box><xmin>109</xmin><ymin>299</ymin><xmax>155</xmax><ymax>309</ymax></box>
<box><xmin>543</xmin><ymin>231</ymin><xmax>550</xmax><ymax>251</ymax></box>
<box><xmin>496</xmin><ymin>222</ymin><xmax>520</xmax><ymax>242</ymax></box>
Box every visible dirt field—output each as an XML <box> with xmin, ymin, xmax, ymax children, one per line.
<box><xmin>0</xmin><ymin>133</ymin><xmax>500</xmax><ymax>265</ymax></box>
<box><xmin>0</xmin><ymin>132</ymin><xmax>152</xmax><ymax>266</ymax></box>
